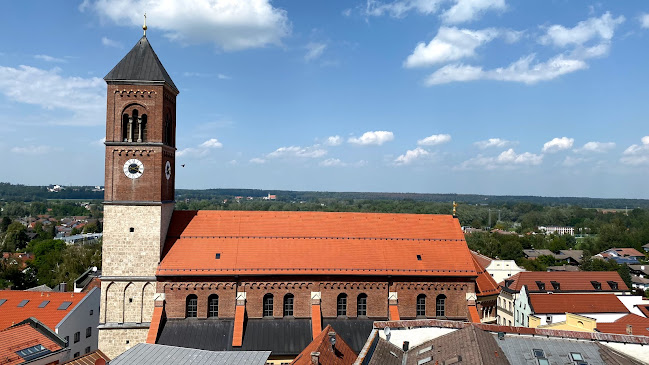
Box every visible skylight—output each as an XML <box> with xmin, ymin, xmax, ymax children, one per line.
<box><xmin>16</xmin><ymin>344</ymin><xmax>51</xmax><ymax>361</ymax></box>
<box><xmin>17</xmin><ymin>299</ymin><xmax>29</xmax><ymax>307</ymax></box>
<box><xmin>0</xmin><ymin>299</ymin><xmax>6</xmax><ymax>307</ymax></box>
<box><xmin>57</xmin><ymin>301</ymin><xmax>73</xmax><ymax>310</ymax></box>
<box><xmin>38</xmin><ymin>300</ymin><xmax>50</xmax><ymax>308</ymax></box>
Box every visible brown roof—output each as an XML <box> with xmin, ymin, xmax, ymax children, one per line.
<box><xmin>470</xmin><ymin>250</ymin><xmax>493</xmax><ymax>270</ymax></box>
<box><xmin>0</xmin><ymin>290</ymin><xmax>87</xmax><ymax>330</ymax></box>
<box><xmin>61</xmin><ymin>350</ymin><xmax>110</xmax><ymax>365</ymax></box>
<box><xmin>603</xmin><ymin>248</ymin><xmax>646</xmax><ymax>258</ymax></box>
<box><xmin>406</xmin><ymin>326</ymin><xmax>510</xmax><ymax>365</ymax></box>
<box><xmin>597</xmin><ymin>314</ymin><xmax>649</xmax><ymax>337</ymax></box>
<box><xmin>529</xmin><ymin>293</ymin><xmax>629</xmax><ymax>314</ymax></box>
<box><xmin>503</xmin><ymin>271</ymin><xmax>628</xmax><ymax>292</ymax></box>
<box><xmin>291</xmin><ymin>325</ymin><xmax>357</xmax><ymax>365</ymax></box>
<box><xmin>0</xmin><ymin>323</ymin><xmax>63</xmax><ymax>365</ymax></box>
<box><xmin>366</xmin><ymin>336</ymin><xmax>403</xmax><ymax>365</ymax></box>
<box><xmin>159</xmin><ymin>211</ymin><xmax>476</xmax><ymax>277</ymax></box>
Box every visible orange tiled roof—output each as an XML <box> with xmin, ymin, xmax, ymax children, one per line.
<box><xmin>529</xmin><ymin>293</ymin><xmax>629</xmax><ymax>314</ymax></box>
<box><xmin>603</xmin><ymin>248</ymin><xmax>646</xmax><ymax>257</ymax></box>
<box><xmin>158</xmin><ymin>211</ymin><xmax>475</xmax><ymax>276</ymax></box>
<box><xmin>596</xmin><ymin>314</ymin><xmax>649</xmax><ymax>337</ymax></box>
<box><xmin>61</xmin><ymin>350</ymin><xmax>110</xmax><ymax>365</ymax></box>
<box><xmin>636</xmin><ymin>304</ymin><xmax>649</xmax><ymax>318</ymax></box>
<box><xmin>470</xmin><ymin>254</ymin><xmax>500</xmax><ymax>297</ymax></box>
<box><xmin>503</xmin><ymin>271</ymin><xmax>628</xmax><ymax>292</ymax></box>
<box><xmin>291</xmin><ymin>325</ymin><xmax>356</xmax><ymax>365</ymax></box>
<box><xmin>470</xmin><ymin>250</ymin><xmax>492</xmax><ymax>269</ymax></box>
<box><xmin>0</xmin><ymin>323</ymin><xmax>63</xmax><ymax>365</ymax></box>
<box><xmin>0</xmin><ymin>290</ymin><xmax>87</xmax><ymax>330</ymax></box>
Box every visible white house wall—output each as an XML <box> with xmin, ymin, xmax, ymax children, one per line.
<box><xmin>56</xmin><ymin>287</ymin><xmax>100</xmax><ymax>361</ymax></box>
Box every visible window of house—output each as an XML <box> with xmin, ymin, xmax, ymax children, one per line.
<box><xmin>85</xmin><ymin>347</ymin><xmax>91</xmax><ymax>354</ymax></box>
<box><xmin>74</xmin><ymin>332</ymin><xmax>80</xmax><ymax>343</ymax></box>
<box><xmin>416</xmin><ymin>294</ymin><xmax>426</xmax><ymax>317</ymax></box>
<box><xmin>74</xmin><ymin>352</ymin><xmax>80</xmax><ymax>358</ymax></box>
<box><xmin>89</xmin><ymin>309</ymin><xmax>93</xmax><ymax>316</ymax></box>
<box><xmin>551</xmin><ymin>281</ymin><xmax>560</xmax><ymax>290</ymax></box>
<box><xmin>608</xmin><ymin>281</ymin><xmax>618</xmax><ymax>290</ymax></box>
<box><xmin>337</xmin><ymin>294</ymin><xmax>347</xmax><ymax>317</ymax></box>
<box><xmin>263</xmin><ymin>294</ymin><xmax>274</xmax><ymax>317</ymax></box>
<box><xmin>570</xmin><ymin>353</ymin><xmax>583</xmax><ymax>361</ymax></box>
<box><xmin>208</xmin><ymin>294</ymin><xmax>219</xmax><ymax>318</ymax></box>
<box><xmin>86</xmin><ymin>327</ymin><xmax>92</xmax><ymax>338</ymax></box>
<box><xmin>186</xmin><ymin>294</ymin><xmax>198</xmax><ymax>318</ymax></box>
<box><xmin>591</xmin><ymin>281</ymin><xmax>602</xmax><ymax>290</ymax></box>
<box><xmin>283</xmin><ymin>294</ymin><xmax>294</xmax><ymax>317</ymax></box>
<box><xmin>357</xmin><ymin>294</ymin><xmax>367</xmax><ymax>317</ymax></box>
<box><xmin>436</xmin><ymin>295</ymin><xmax>446</xmax><ymax>317</ymax></box>
<box><xmin>535</xmin><ymin>281</ymin><xmax>545</xmax><ymax>291</ymax></box>
<box><xmin>64</xmin><ymin>336</ymin><xmax>69</xmax><ymax>345</ymax></box>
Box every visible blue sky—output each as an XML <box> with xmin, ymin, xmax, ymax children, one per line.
<box><xmin>1</xmin><ymin>1</ymin><xmax>649</xmax><ymax>198</ymax></box>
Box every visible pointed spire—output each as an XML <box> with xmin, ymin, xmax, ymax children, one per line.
<box><xmin>143</xmin><ymin>13</ymin><xmax>148</xmax><ymax>37</ymax></box>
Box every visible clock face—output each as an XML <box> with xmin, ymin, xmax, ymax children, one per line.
<box><xmin>165</xmin><ymin>161</ymin><xmax>172</xmax><ymax>180</ymax></box>
<box><xmin>123</xmin><ymin>159</ymin><xmax>144</xmax><ymax>179</ymax></box>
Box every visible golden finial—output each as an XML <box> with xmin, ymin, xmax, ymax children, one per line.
<box><xmin>453</xmin><ymin>201</ymin><xmax>457</xmax><ymax>216</ymax></box>
<box><xmin>143</xmin><ymin>13</ymin><xmax>148</xmax><ymax>36</ymax></box>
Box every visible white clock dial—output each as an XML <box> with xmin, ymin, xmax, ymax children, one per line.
<box><xmin>165</xmin><ymin>161</ymin><xmax>172</xmax><ymax>180</ymax></box>
<box><xmin>123</xmin><ymin>159</ymin><xmax>144</xmax><ymax>179</ymax></box>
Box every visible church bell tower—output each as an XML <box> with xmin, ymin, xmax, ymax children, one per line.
<box><xmin>98</xmin><ymin>22</ymin><xmax>178</xmax><ymax>358</ymax></box>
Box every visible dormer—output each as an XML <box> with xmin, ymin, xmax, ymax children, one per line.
<box><xmin>550</xmin><ymin>281</ymin><xmax>560</xmax><ymax>291</ymax></box>
<box><xmin>535</xmin><ymin>281</ymin><xmax>545</xmax><ymax>291</ymax></box>
<box><xmin>591</xmin><ymin>281</ymin><xmax>602</xmax><ymax>290</ymax></box>
<box><xmin>607</xmin><ymin>281</ymin><xmax>618</xmax><ymax>290</ymax></box>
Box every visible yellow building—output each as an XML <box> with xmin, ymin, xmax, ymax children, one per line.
<box><xmin>529</xmin><ymin>313</ymin><xmax>597</xmax><ymax>332</ymax></box>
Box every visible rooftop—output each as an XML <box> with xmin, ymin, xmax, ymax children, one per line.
<box><xmin>158</xmin><ymin>211</ymin><xmax>475</xmax><ymax>277</ymax></box>
<box><xmin>502</xmin><ymin>271</ymin><xmax>628</xmax><ymax>292</ymax></box>
<box><xmin>61</xmin><ymin>349</ymin><xmax>110</xmax><ymax>364</ymax></box>
<box><xmin>291</xmin><ymin>325</ymin><xmax>357</xmax><ymax>365</ymax></box>
<box><xmin>0</xmin><ymin>289</ymin><xmax>89</xmax><ymax>330</ymax></box>
<box><xmin>529</xmin><ymin>293</ymin><xmax>629</xmax><ymax>314</ymax></box>
<box><xmin>0</xmin><ymin>318</ymin><xmax>66</xmax><ymax>365</ymax></box>
<box><xmin>597</xmin><ymin>314</ymin><xmax>649</xmax><ymax>337</ymax></box>
<box><xmin>110</xmin><ymin>343</ymin><xmax>270</xmax><ymax>365</ymax></box>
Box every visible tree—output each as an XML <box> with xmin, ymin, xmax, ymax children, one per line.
<box><xmin>1</xmin><ymin>222</ymin><xmax>29</xmax><ymax>251</ymax></box>
<box><xmin>82</xmin><ymin>223</ymin><xmax>99</xmax><ymax>234</ymax></box>
<box><xmin>28</xmin><ymin>239</ymin><xmax>66</xmax><ymax>287</ymax></box>
<box><xmin>617</xmin><ymin>264</ymin><xmax>633</xmax><ymax>290</ymax></box>
<box><xmin>0</xmin><ymin>217</ymin><xmax>11</xmax><ymax>232</ymax></box>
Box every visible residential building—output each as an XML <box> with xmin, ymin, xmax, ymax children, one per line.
<box><xmin>0</xmin><ymin>318</ymin><xmax>68</xmax><ymax>365</ymax></box>
<box><xmin>0</xmin><ymin>288</ymin><xmax>100</xmax><ymax>361</ymax></box>
<box><xmin>523</xmin><ymin>249</ymin><xmax>583</xmax><ymax>265</ymax></box>
<box><xmin>537</xmin><ymin>226</ymin><xmax>574</xmax><ymax>235</ymax></box>
<box><xmin>597</xmin><ymin>248</ymin><xmax>646</xmax><ymax>265</ymax></box>
<box><xmin>530</xmin><ymin>312</ymin><xmax>597</xmax><ymax>332</ymax></box>
<box><xmin>109</xmin><ymin>343</ymin><xmax>270</xmax><ymax>365</ymax></box>
<box><xmin>643</xmin><ymin>243</ymin><xmax>649</xmax><ymax>253</ymax></box>
<box><xmin>355</xmin><ymin>319</ymin><xmax>649</xmax><ymax>364</ymax></box>
<box><xmin>527</xmin><ymin>293</ymin><xmax>629</xmax><ymax>326</ymax></box>
<box><xmin>291</xmin><ymin>325</ymin><xmax>356</xmax><ymax>365</ymax></box>
<box><xmin>496</xmin><ymin>271</ymin><xmax>628</xmax><ymax>327</ymax></box>
<box><xmin>98</xmin><ymin>31</ymin><xmax>484</xmax><ymax>362</ymax></box>
<box><xmin>470</xmin><ymin>251</ymin><xmax>525</xmax><ymax>284</ymax></box>
<box><xmin>470</xmin><ymin>253</ymin><xmax>500</xmax><ymax>323</ymax></box>
<box><xmin>74</xmin><ymin>267</ymin><xmax>101</xmax><ymax>293</ymax></box>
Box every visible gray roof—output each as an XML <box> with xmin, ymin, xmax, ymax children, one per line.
<box><xmin>496</xmin><ymin>334</ymin><xmax>643</xmax><ymax>365</ymax></box>
<box><xmin>104</xmin><ymin>36</ymin><xmax>178</xmax><ymax>92</ymax></box>
<box><xmin>110</xmin><ymin>343</ymin><xmax>270</xmax><ymax>365</ymax></box>
<box><xmin>322</xmin><ymin>318</ymin><xmax>375</xmax><ymax>353</ymax></box>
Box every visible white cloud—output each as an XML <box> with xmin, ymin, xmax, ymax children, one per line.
<box><xmin>199</xmin><ymin>138</ymin><xmax>223</xmax><ymax>148</ymax></box>
<box><xmin>365</xmin><ymin>0</ymin><xmax>504</xmax><ymax>23</ymax></box>
<box><xmin>34</xmin><ymin>55</ymin><xmax>66</xmax><ymax>63</ymax></box>
<box><xmin>325</xmin><ymin>135</ymin><xmax>343</xmax><ymax>146</ymax></box>
<box><xmin>11</xmin><ymin>145</ymin><xmax>59</xmax><ymax>155</ymax></box>
<box><xmin>84</xmin><ymin>0</ymin><xmax>291</xmax><ymax>51</ymax></box>
<box><xmin>641</xmin><ymin>13</ymin><xmax>649</xmax><ymax>29</ymax></box>
<box><xmin>267</xmin><ymin>145</ymin><xmax>327</xmax><ymax>159</ymax></box>
<box><xmin>573</xmin><ymin>141</ymin><xmax>615</xmax><ymax>153</ymax></box>
<box><xmin>101</xmin><ymin>37</ymin><xmax>123</xmax><ymax>48</ymax></box>
<box><xmin>250</xmin><ymin>157</ymin><xmax>266</xmax><ymax>164</ymax></box>
<box><xmin>404</xmin><ymin>27</ymin><xmax>499</xmax><ymax>68</ymax></box>
<box><xmin>342</xmin><ymin>8</ymin><xmax>352</xmax><ymax>17</ymax></box>
<box><xmin>474</xmin><ymin>138</ymin><xmax>512</xmax><ymax>149</ymax></box>
<box><xmin>441</xmin><ymin>0</ymin><xmax>506</xmax><ymax>24</ymax></box>
<box><xmin>620</xmin><ymin>136</ymin><xmax>649</xmax><ymax>165</ymax></box>
<box><xmin>348</xmin><ymin>131</ymin><xmax>394</xmax><ymax>146</ymax></box>
<box><xmin>394</xmin><ymin>147</ymin><xmax>430</xmax><ymax>165</ymax></box>
<box><xmin>305</xmin><ymin>42</ymin><xmax>327</xmax><ymax>62</ymax></box>
<box><xmin>217</xmin><ymin>73</ymin><xmax>231</xmax><ymax>80</ymax></box>
<box><xmin>425</xmin><ymin>54</ymin><xmax>587</xmax><ymax>85</ymax></box>
<box><xmin>320</xmin><ymin>158</ymin><xmax>346</xmax><ymax>167</ymax></box>
<box><xmin>459</xmin><ymin>148</ymin><xmax>542</xmax><ymax>170</ymax></box>
<box><xmin>562</xmin><ymin>156</ymin><xmax>588</xmax><ymax>167</ymax></box>
<box><xmin>542</xmin><ymin>137</ymin><xmax>574</xmax><ymax>153</ymax></box>
<box><xmin>177</xmin><ymin>138</ymin><xmax>223</xmax><ymax>157</ymax></box>
<box><xmin>0</xmin><ymin>65</ymin><xmax>104</xmax><ymax>125</ymax></box>
<box><xmin>417</xmin><ymin>133</ymin><xmax>451</xmax><ymax>146</ymax></box>
<box><xmin>540</xmin><ymin>12</ymin><xmax>625</xmax><ymax>47</ymax></box>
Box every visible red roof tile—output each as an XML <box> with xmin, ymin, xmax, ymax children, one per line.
<box><xmin>0</xmin><ymin>323</ymin><xmax>63</xmax><ymax>365</ymax></box>
<box><xmin>158</xmin><ymin>211</ymin><xmax>475</xmax><ymax>276</ymax></box>
<box><xmin>503</xmin><ymin>271</ymin><xmax>628</xmax><ymax>292</ymax></box>
<box><xmin>146</xmin><ymin>307</ymin><xmax>164</xmax><ymax>344</ymax></box>
<box><xmin>597</xmin><ymin>314</ymin><xmax>649</xmax><ymax>337</ymax></box>
<box><xmin>311</xmin><ymin>304</ymin><xmax>322</xmax><ymax>340</ymax></box>
<box><xmin>636</xmin><ymin>304</ymin><xmax>649</xmax><ymax>318</ymax></box>
<box><xmin>0</xmin><ymin>290</ymin><xmax>87</xmax><ymax>330</ymax></box>
<box><xmin>471</xmin><ymin>254</ymin><xmax>500</xmax><ymax>297</ymax></box>
<box><xmin>232</xmin><ymin>304</ymin><xmax>245</xmax><ymax>347</ymax></box>
<box><xmin>529</xmin><ymin>293</ymin><xmax>629</xmax><ymax>314</ymax></box>
<box><xmin>389</xmin><ymin>305</ymin><xmax>400</xmax><ymax>321</ymax></box>
<box><xmin>61</xmin><ymin>350</ymin><xmax>110</xmax><ymax>365</ymax></box>
<box><xmin>468</xmin><ymin>305</ymin><xmax>480</xmax><ymax>323</ymax></box>
<box><xmin>603</xmin><ymin>248</ymin><xmax>646</xmax><ymax>258</ymax></box>
<box><xmin>291</xmin><ymin>325</ymin><xmax>356</xmax><ymax>365</ymax></box>
<box><xmin>470</xmin><ymin>250</ymin><xmax>492</xmax><ymax>270</ymax></box>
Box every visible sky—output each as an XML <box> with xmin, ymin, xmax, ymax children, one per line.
<box><xmin>1</xmin><ymin>0</ymin><xmax>648</xmax><ymax>199</ymax></box>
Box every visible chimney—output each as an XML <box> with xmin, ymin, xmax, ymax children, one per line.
<box><xmin>311</xmin><ymin>351</ymin><xmax>320</xmax><ymax>364</ymax></box>
<box><xmin>626</xmin><ymin>324</ymin><xmax>633</xmax><ymax>335</ymax></box>
<box><xmin>59</xmin><ymin>282</ymin><xmax>67</xmax><ymax>292</ymax></box>
<box><xmin>402</xmin><ymin>341</ymin><xmax>409</xmax><ymax>351</ymax></box>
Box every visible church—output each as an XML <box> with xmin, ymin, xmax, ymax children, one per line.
<box><xmin>97</xmin><ymin>28</ymin><xmax>490</xmax><ymax>363</ymax></box>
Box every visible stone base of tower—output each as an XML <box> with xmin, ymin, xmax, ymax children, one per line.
<box><xmin>98</xmin><ymin>326</ymin><xmax>149</xmax><ymax>359</ymax></box>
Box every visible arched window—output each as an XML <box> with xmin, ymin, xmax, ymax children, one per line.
<box><xmin>186</xmin><ymin>294</ymin><xmax>197</xmax><ymax>318</ymax></box>
<box><xmin>283</xmin><ymin>294</ymin><xmax>294</xmax><ymax>317</ymax></box>
<box><xmin>357</xmin><ymin>294</ymin><xmax>367</xmax><ymax>317</ymax></box>
<box><xmin>436</xmin><ymin>294</ymin><xmax>446</xmax><ymax>317</ymax></box>
<box><xmin>416</xmin><ymin>294</ymin><xmax>426</xmax><ymax>317</ymax></box>
<box><xmin>337</xmin><ymin>294</ymin><xmax>347</xmax><ymax>317</ymax></box>
<box><xmin>140</xmin><ymin>114</ymin><xmax>147</xmax><ymax>142</ymax></box>
<box><xmin>164</xmin><ymin>112</ymin><xmax>173</xmax><ymax>146</ymax></box>
<box><xmin>263</xmin><ymin>294</ymin><xmax>273</xmax><ymax>317</ymax></box>
<box><xmin>208</xmin><ymin>294</ymin><xmax>218</xmax><ymax>318</ymax></box>
<box><xmin>122</xmin><ymin>114</ymin><xmax>130</xmax><ymax>141</ymax></box>
<box><xmin>131</xmin><ymin>109</ymin><xmax>139</xmax><ymax>142</ymax></box>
